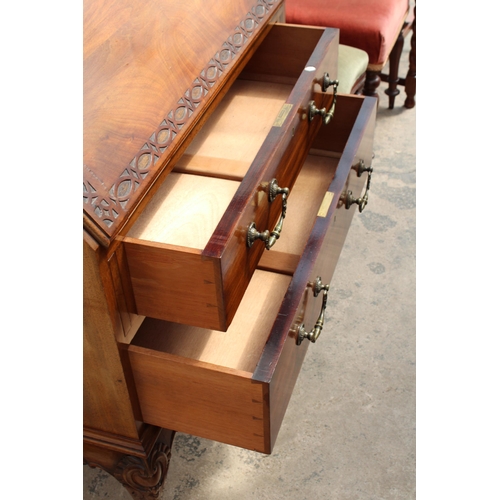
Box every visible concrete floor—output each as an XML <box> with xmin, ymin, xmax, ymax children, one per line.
<box><xmin>84</xmin><ymin>40</ymin><xmax>416</xmax><ymax>500</ymax></box>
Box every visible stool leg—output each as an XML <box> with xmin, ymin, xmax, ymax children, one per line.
<box><xmin>363</xmin><ymin>70</ymin><xmax>381</xmax><ymax>102</ymax></box>
<box><xmin>385</xmin><ymin>30</ymin><xmax>404</xmax><ymax>109</ymax></box>
<box><xmin>404</xmin><ymin>5</ymin><xmax>416</xmax><ymax>109</ymax></box>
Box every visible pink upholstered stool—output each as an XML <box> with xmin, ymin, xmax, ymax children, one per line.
<box><xmin>286</xmin><ymin>0</ymin><xmax>416</xmax><ymax>109</ymax></box>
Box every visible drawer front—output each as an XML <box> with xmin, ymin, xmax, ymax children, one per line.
<box><xmin>125</xmin><ymin>95</ymin><xmax>377</xmax><ymax>454</ymax></box>
<box><xmin>255</xmin><ymin>94</ymin><xmax>377</xmax><ymax>449</ymax></box>
<box><xmin>122</xmin><ymin>24</ymin><xmax>340</xmax><ymax>332</ymax></box>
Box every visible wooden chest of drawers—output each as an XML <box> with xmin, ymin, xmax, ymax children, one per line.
<box><xmin>126</xmin><ymin>94</ymin><xmax>375</xmax><ymax>453</ymax></box>
<box><xmin>83</xmin><ymin>0</ymin><xmax>376</xmax><ymax>496</ymax></box>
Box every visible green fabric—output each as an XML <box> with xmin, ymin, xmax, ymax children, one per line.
<box><xmin>337</xmin><ymin>44</ymin><xmax>369</xmax><ymax>94</ymax></box>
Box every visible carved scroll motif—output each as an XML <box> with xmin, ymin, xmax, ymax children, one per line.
<box><xmin>83</xmin><ymin>0</ymin><xmax>277</xmax><ymax>232</ymax></box>
<box><xmin>113</xmin><ymin>441</ymin><xmax>172</xmax><ymax>500</ymax></box>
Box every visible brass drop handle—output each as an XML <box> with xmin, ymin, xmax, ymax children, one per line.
<box><xmin>296</xmin><ymin>277</ymin><xmax>330</xmax><ymax>346</ymax></box>
<box><xmin>247</xmin><ymin>179</ymin><xmax>290</xmax><ymax>250</ymax></box>
<box><xmin>308</xmin><ymin>75</ymin><xmax>338</xmax><ymax>125</ymax></box>
<box><xmin>344</xmin><ymin>162</ymin><xmax>373</xmax><ymax>213</ymax></box>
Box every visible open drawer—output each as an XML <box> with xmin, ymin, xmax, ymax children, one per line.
<box><xmin>122</xmin><ymin>24</ymin><xmax>339</xmax><ymax>331</ymax></box>
<box><xmin>124</xmin><ymin>95</ymin><xmax>377</xmax><ymax>453</ymax></box>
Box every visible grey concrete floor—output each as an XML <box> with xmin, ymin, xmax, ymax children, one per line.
<box><xmin>84</xmin><ymin>41</ymin><xmax>416</xmax><ymax>500</ymax></box>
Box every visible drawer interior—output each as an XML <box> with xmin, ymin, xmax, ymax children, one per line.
<box><xmin>240</xmin><ymin>24</ymin><xmax>328</xmax><ymax>84</ymax></box>
<box><xmin>131</xmin><ymin>269</ymin><xmax>291</xmax><ymax>374</ymax></box>
<box><xmin>129</xmin><ymin>125</ymin><xmax>352</xmax><ymax>367</ymax></box>
<box><xmin>257</xmin><ymin>95</ymin><xmax>369</xmax><ymax>276</ymax></box>
<box><xmin>173</xmin><ymin>24</ymin><xmax>328</xmax><ymax>180</ymax></box>
<box><xmin>128</xmin><ymin>154</ymin><xmax>339</xmax><ymax>256</ymax></box>
<box><xmin>257</xmin><ymin>154</ymin><xmax>338</xmax><ymax>275</ymax></box>
<box><xmin>128</xmin><ymin>133</ymin><xmax>350</xmax><ymax>370</ymax></box>
<box><xmin>127</xmin><ymin>173</ymin><xmax>240</xmax><ymax>250</ymax></box>
<box><xmin>174</xmin><ymin>80</ymin><xmax>293</xmax><ymax>180</ymax></box>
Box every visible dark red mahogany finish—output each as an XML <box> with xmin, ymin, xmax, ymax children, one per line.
<box><xmin>254</xmin><ymin>95</ymin><xmax>377</xmax><ymax>450</ymax></box>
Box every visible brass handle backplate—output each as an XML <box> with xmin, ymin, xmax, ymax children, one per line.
<box><xmin>322</xmin><ymin>73</ymin><xmax>338</xmax><ymax>92</ymax></box>
<box><xmin>355</xmin><ymin>159</ymin><xmax>373</xmax><ymax>177</ymax></box>
<box><xmin>247</xmin><ymin>179</ymin><xmax>290</xmax><ymax>250</ymax></box>
<box><xmin>344</xmin><ymin>161</ymin><xmax>374</xmax><ymax>213</ymax></box>
<box><xmin>296</xmin><ymin>277</ymin><xmax>330</xmax><ymax>345</ymax></box>
<box><xmin>308</xmin><ymin>74</ymin><xmax>338</xmax><ymax>125</ymax></box>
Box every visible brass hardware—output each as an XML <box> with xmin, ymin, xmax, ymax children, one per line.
<box><xmin>308</xmin><ymin>76</ymin><xmax>338</xmax><ymax>125</ymax></box>
<box><xmin>268</xmin><ymin>178</ymin><xmax>289</xmax><ymax>203</ymax></box>
<box><xmin>273</xmin><ymin>103</ymin><xmax>293</xmax><ymax>127</ymax></box>
<box><xmin>354</xmin><ymin>159</ymin><xmax>374</xmax><ymax>177</ymax></box>
<box><xmin>247</xmin><ymin>179</ymin><xmax>290</xmax><ymax>250</ymax></box>
<box><xmin>296</xmin><ymin>277</ymin><xmax>330</xmax><ymax>345</ymax></box>
<box><xmin>344</xmin><ymin>162</ymin><xmax>373</xmax><ymax>213</ymax></box>
<box><xmin>322</xmin><ymin>72</ymin><xmax>337</xmax><ymax>92</ymax></box>
<box><xmin>317</xmin><ymin>191</ymin><xmax>334</xmax><ymax>218</ymax></box>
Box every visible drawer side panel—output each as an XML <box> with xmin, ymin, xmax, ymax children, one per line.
<box><xmin>127</xmin><ymin>347</ymin><xmax>270</xmax><ymax>453</ymax></box>
<box><xmin>123</xmin><ymin>240</ymin><xmax>226</xmax><ymax>330</ymax></box>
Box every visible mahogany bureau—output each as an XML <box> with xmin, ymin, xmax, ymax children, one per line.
<box><xmin>83</xmin><ymin>0</ymin><xmax>377</xmax><ymax>497</ymax></box>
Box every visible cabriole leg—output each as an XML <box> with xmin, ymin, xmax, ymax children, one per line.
<box><xmin>84</xmin><ymin>429</ymin><xmax>176</xmax><ymax>500</ymax></box>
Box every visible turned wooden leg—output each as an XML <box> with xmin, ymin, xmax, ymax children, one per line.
<box><xmin>384</xmin><ymin>29</ymin><xmax>405</xmax><ymax>109</ymax></box>
<box><xmin>404</xmin><ymin>4</ymin><xmax>416</xmax><ymax>109</ymax></box>
<box><xmin>363</xmin><ymin>70</ymin><xmax>381</xmax><ymax>102</ymax></box>
<box><xmin>84</xmin><ymin>428</ymin><xmax>176</xmax><ymax>500</ymax></box>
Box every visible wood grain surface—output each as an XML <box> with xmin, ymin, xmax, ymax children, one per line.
<box><xmin>124</xmin><ymin>96</ymin><xmax>377</xmax><ymax>454</ymax></box>
<box><xmin>127</xmin><ymin>173</ymin><xmax>240</xmax><ymax>249</ymax></box>
<box><xmin>120</xmin><ymin>24</ymin><xmax>339</xmax><ymax>331</ymax></box>
<box><xmin>174</xmin><ymin>80</ymin><xmax>293</xmax><ymax>180</ymax></box>
<box><xmin>84</xmin><ymin>0</ymin><xmax>284</xmax><ymax>242</ymax></box>
<box><xmin>83</xmin><ymin>230</ymin><xmax>141</xmax><ymax>437</ymax></box>
<box><xmin>131</xmin><ymin>270</ymin><xmax>291</xmax><ymax>371</ymax></box>
<box><xmin>127</xmin><ymin>269</ymin><xmax>290</xmax><ymax>452</ymax></box>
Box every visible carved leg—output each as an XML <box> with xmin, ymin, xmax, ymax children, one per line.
<box><xmin>84</xmin><ymin>428</ymin><xmax>176</xmax><ymax>500</ymax></box>
<box><xmin>404</xmin><ymin>5</ymin><xmax>416</xmax><ymax>109</ymax></box>
<box><xmin>384</xmin><ymin>30</ymin><xmax>404</xmax><ymax>109</ymax></box>
<box><xmin>363</xmin><ymin>70</ymin><xmax>381</xmax><ymax>103</ymax></box>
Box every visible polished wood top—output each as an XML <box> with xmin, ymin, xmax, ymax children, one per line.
<box><xmin>83</xmin><ymin>0</ymin><xmax>283</xmax><ymax>244</ymax></box>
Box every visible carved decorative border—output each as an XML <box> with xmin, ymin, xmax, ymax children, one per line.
<box><xmin>83</xmin><ymin>0</ymin><xmax>276</xmax><ymax>235</ymax></box>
